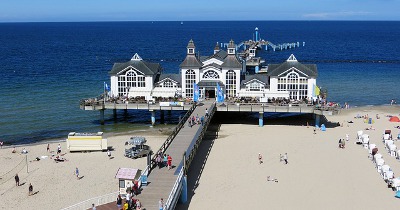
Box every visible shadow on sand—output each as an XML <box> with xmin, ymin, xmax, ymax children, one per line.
<box><xmin>175</xmin><ymin>122</ymin><xmax>221</xmax><ymax>210</ymax></box>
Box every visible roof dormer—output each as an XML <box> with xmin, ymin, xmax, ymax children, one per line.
<box><xmin>187</xmin><ymin>39</ymin><xmax>195</xmax><ymax>55</ymax></box>
<box><xmin>287</xmin><ymin>54</ymin><xmax>297</xmax><ymax>62</ymax></box>
<box><xmin>227</xmin><ymin>39</ymin><xmax>235</xmax><ymax>55</ymax></box>
<box><xmin>131</xmin><ymin>53</ymin><xmax>143</xmax><ymax>61</ymax></box>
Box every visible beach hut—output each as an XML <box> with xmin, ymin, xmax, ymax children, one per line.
<box><xmin>115</xmin><ymin>168</ymin><xmax>142</xmax><ymax>196</ymax></box>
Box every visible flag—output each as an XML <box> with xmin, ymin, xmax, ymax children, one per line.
<box><xmin>104</xmin><ymin>82</ymin><xmax>111</xmax><ymax>92</ymax></box>
<box><xmin>217</xmin><ymin>83</ymin><xmax>224</xmax><ymax>103</ymax></box>
<box><xmin>193</xmin><ymin>83</ymin><xmax>199</xmax><ymax>102</ymax></box>
<box><xmin>314</xmin><ymin>85</ymin><xmax>320</xmax><ymax>96</ymax></box>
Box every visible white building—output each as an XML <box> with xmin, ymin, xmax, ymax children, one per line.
<box><xmin>109</xmin><ymin>40</ymin><xmax>318</xmax><ymax>102</ymax></box>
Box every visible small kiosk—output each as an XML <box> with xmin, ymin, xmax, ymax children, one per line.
<box><xmin>115</xmin><ymin>168</ymin><xmax>142</xmax><ymax>196</ymax></box>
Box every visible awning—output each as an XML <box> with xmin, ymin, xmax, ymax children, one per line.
<box><xmin>197</xmin><ymin>80</ymin><xmax>224</xmax><ymax>89</ymax></box>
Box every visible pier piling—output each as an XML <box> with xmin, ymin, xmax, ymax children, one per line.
<box><xmin>259</xmin><ymin>112</ymin><xmax>264</xmax><ymax>127</ymax></box>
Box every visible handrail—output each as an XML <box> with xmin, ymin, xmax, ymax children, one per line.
<box><xmin>149</xmin><ymin>104</ymin><xmax>197</xmax><ymax>172</ymax></box>
<box><xmin>184</xmin><ymin>103</ymin><xmax>217</xmax><ymax>174</ymax></box>
<box><xmin>61</xmin><ymin>191</ymin><xmax>119</xmax><ymax>210</ymax></box>
<box><xmin>164</xmin><ymin>168</ymin><xmax>184</xmax><ymax>210</ymax></box>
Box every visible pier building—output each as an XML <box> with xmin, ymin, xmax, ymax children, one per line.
<box><xmin>108</xmin><ymin>41</ymin><xmax>317</xmax><ymax>102</ymax></box>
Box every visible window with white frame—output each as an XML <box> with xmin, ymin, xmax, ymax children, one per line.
<box><xmin>185</xmin><ymin>69</ymin><xmax>196</xmax><ymax>98</ymax></box>
<box><xmin>247</xmin><ymin>81</ymin><xmax>264</xmax><ymax>91</ymax></box>
<box><xmin>117</xmin><ymin>69</ymin><xmax>146</xmax><ymax>96</ymax></box>
<box><xmin>163</xmin><ymin>80</ymin><xmax>174</xmax><ymax>88</ymax></box>
<box><xmin>225</xmin><ymin>70</ymin><xmax>236</xmax><ymax>97</ymax></box>
<box><xmin>277</xmin><ymin>71</ymin><xmax>308</xmax><ymax>100</ymax></box>
<box><xmin>203</xmin><ymin>70</ymin><xmax>219</xmax><ymax>79</ymax></box>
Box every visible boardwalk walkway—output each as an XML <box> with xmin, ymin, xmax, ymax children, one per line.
<box><xmin>97</xmin><ymin>101</ymin><xmax>215</xmax><ymax>210</ymax></box>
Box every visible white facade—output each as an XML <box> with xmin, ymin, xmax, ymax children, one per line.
<box><xmin>108</xmin><ymin>45</ymin><xmax>318</xmax><ymax>102</ymax></box>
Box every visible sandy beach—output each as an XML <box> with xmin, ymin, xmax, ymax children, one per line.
<box><xmin>178</xmin><ymin>105</ymin><xmax>400</xmax><ymax>210</ymax></box>
<box><xmin>0</xmin><ymin>129</ymin><xmax>168</xmax><ymax>210</ymax></box>
<box><xmin>1</xmin><ymin>106</ymin><xmax>400</xmax><ymax>210</ymax></box>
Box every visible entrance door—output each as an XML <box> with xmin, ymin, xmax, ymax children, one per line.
<box><xmin>206</xmin><ymin>90</ymin><xmax>216</xmax><ymax>98</ymax></box>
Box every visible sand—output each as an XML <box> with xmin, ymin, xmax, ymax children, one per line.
<box><xmin>1</xmin><ymin>106</ymin><xmax>400</xmax><ymax>210</ymax></box>
<box><xmin>180</xmin><ymin>105</ymin><xmax>400</xmax><ymax>210</ymax></box>
<box><xmin>0</xmin><ymin>130</ymin><xmax>167</xmax><ymax>210</ymax></box>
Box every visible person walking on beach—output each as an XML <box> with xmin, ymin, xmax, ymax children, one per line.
<box><xmin>156</xmin><ymin>153</ymin><xmax>162</xmax><ymax>169</ymax></box>
<box><xmin>15</xmin><ymin>173</ymin><xmax>20</xmax><ymax>186</ymax></box>
<box><xmin>258</xmin><ymin>153</ymin><xmax>263</xmax><ymax>164</ymax></box>
<box><xmin>205</xmin><ymin>108</ymin><xmax>209</xmax><ymax>117</ymax></box>
<box><xmin>57</xmin><ymin>144</ymin><xmax>61</xmax><ymax>154</ymax></box>
<box><xmin>313</xmin><ymin>127</ymin><xmax>316</xmax><ymax>134</ymax></box>
<box><xmin>346</xmin><ymin>134</ymin><xmax>349</xmax><ymax>142</ymax></box>
<box><xmin>47</xmin><ymin>144</ymin><xmax>50</xmax><ymax>152</ymax></box>
<box><xmin>75</xmin><ymin>167</ymin><xmax>80</xmax><ymax>180</ymax></box>
<box><xmin>201</xmin><ymin>116</ymin><xmax>205</xmax><ymax>126</ymax></box>
<box><xmin>107</xmin><ymin>149</ymin><xmax>111</xmax><ymax>159</ymax></box>
<box><xmin>0</xmin><ymin>141</ymin><xmax>3</xmax><ymax>149</ymax></box>
<box><xmin>167</xmin><ymin>155</ymin><xmax>172</xmax><ymax>170</ymax></box>
<box><xmin>28</xmin><ymin>183</ymin><xmax>33</xmax><ymax>196</ymax></box>
<box><xmin>283</xmin><ymin>153</ymin><xmax>288</xmax><ymax>164</ymax></box>
<box><xmin>91</xmin><ymin>203</ymin><xmax>97</xmax><ymax>210</ymax></box>
<box><xmin>159</xmin><ymin>198</ymin><xmax>164</xmax><ymax>210</ymax></box>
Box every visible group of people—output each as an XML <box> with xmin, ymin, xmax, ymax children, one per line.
<box><xmin>116</xmin><ymin>182</ymin><xmax>143</xmax><ymax>210</ymax></box>
<box><xmin>155</xmin><ymin>153</ymin><xmax>173</xmax><ymax>170</ymax></box>
<box><xmin>188</xmin><ymin>114</ymin><xmax>205</xmax><ymax>127</ymax></box>
<box><xmin>14</xmin><ymin>173</ymin><xmax>34</xmax><ymax>196</ymax></box>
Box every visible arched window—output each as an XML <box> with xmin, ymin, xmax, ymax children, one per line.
<box><xmin>203</xmin><ymin>70</ymin><xmax>219</xmax><ymax>79</ymax></box>
<box><xmin>117</xmin><ymin>68</ymin><xmax>146</xmax><ymax>96</ymax></box>
<box><xmin>185</xmin><ymin>69</ymin><xmax>196</xmax><ymax>98</ymax></box>
<box><xmin>163</xmin><ymin>80</ymin><xmax>174</xmax><ymax>88</ymax></box>
<box><xmin>277</xmin><ymin>71</ymin><xmax>308</xmax><ymax>100</ymax></box>
<box><xmin>225</xmin><ymin>70</ymin><xmax>236</xmax><ymax>97</ymax></box>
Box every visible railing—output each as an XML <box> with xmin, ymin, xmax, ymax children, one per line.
<box><xmin>61</xmin><ymin>191</ymin><xmax>119</xmax><ymax>210</ymax></box>
<box><xmin>184</xmin><ymin>103</ymin><xmax>217</xmax><ymax>174</ymax></box>
<box><xmin>164</xmin><ymin>167</ymin><xmax>184</xmax><ymax>210</ymax></box>
<box><xmin>149</xmin><ymin>104</ymin><xmax>197</xmax><ymax>172</ymax></box>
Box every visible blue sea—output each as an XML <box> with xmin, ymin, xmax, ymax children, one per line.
<box><xmin>0</xmin><ymin>21</ymin><xmax>399</xmax><ymax>144</ymax></box>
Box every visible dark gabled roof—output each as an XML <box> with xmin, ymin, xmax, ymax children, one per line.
<box><xmin>179</xmin><ymin>55</ymin><xmax>203</xmax><ymax>68</ymax></box>
<box><xmin>267</xmin><ymin>61</ymin><xmax>317</xmax><ymax>78</ymax></box>
<box><xmin>200</xmin><ymin>50</ymin><xmax>227</xmax><ymax>62</ymax></box>
<box><xmin>240</xmin><ymin>74</ymin><xmax>269</xmax><ymax>87</ymax></box>
<box><xmin>221</xmin><ymin>55</ymin><xmax>242</xmax><ymax>69</ymax></box>
<box><xmin>267</xmin><ymin>54</ymin><xmax>317</xmax><ymax>77</ymax></box>
<box><xmin>157</xmin><ymin>74</ymin><xmax>181</xmax><ymax>85</ymax></box>
<box><xmin>109</xmin><ymin>60</ymin><xmax>161</xmax><ymax>75</ymax></box>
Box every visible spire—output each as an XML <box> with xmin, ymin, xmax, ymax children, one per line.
<box><xmin>214</xmin><ymin>42</ymin><xmax>220</xmax><ymax>54</ymax></box>
<box><xmin>187</xmin><ymin>39</ymin><xmax>195</xmax><ymax>55</ymax></box>
<box><xmin>287</xmin><ymin>54</ymin><xmax>297</xmax><ymax>62</ymax></box>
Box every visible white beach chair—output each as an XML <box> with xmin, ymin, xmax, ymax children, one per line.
<box><xmin>389</xmin><ymin>144</ymin><xmax>397</xmax><ymax>157</ymax></box>
<box><xmin>383</xmin><ymin>134</ymin><xmax>390</xmax><ymax>142</ymax></box>
<box><xmin>375</xmin><ymin>158</ymin><xmax>385</xmax><ymax>172</ymax></box>
<box><xmin>390</xmin><ymin>178</ymin><xmax>400</xmax><ymax>191</ymax></box>
<box><xmin>380</xmin><ymin>165</ymin><xmax>391</xmax><ymax>177</ymax></box>
<box><xmin>362</xmin><ymin>137</ymin><xmax>370</xmax><ymax>149</ymax></box>
<box><xmin>384</xmin><ymin>171</ymin><xmax>394</xmax><ymax>183</ymax></box>
<box><xmin>374</xmin><ymin>153</ymin><xmax>383</xmax><ymax>161</ymax></box>
<box><xmin>385</xmin><ymin>140</ymin><xmax>394</xmax><ymax>150</ymax></box>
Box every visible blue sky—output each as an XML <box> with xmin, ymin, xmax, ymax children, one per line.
<box><xmin>0</xmin><ymin>0</ymin><xmax>399</xmax><ymax>22</ymax></box>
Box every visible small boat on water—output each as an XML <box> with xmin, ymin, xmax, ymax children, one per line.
<box><xmin>181</xmin><ymin>21</ymin><xmax>183</xmax><ymax>25</ymax></box>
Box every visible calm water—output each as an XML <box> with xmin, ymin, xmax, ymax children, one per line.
<box><xmin>0</xmin><ymin>21</ymin><xmax>399</xmax><ymax>144</ymax></box>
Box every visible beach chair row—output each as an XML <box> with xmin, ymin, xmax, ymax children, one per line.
<box><xmin>357</xmin><ymin>130</ymin><xmax>400</xmax><ymax>191</ymax></box>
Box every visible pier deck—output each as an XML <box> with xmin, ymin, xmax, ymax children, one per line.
<box><xmin>96</xmin><ymin>101</ymin><xmax>215</xmax><ymax>210</ymax></box>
